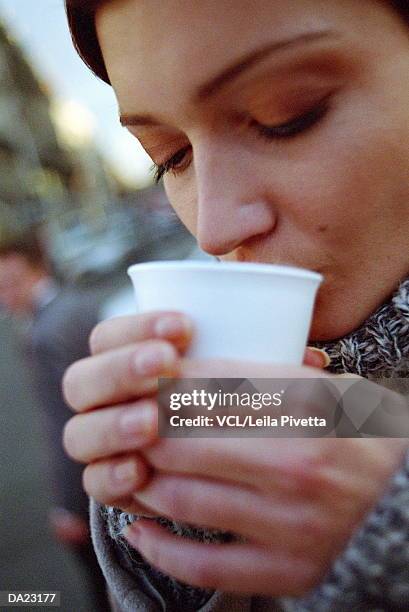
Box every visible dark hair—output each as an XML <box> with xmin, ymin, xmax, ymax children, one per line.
<box><xmin>66</xmin><ymin>0</ymin><xmax>111</xmax><ymax>84</ymax></box>
<box><xmin>66</xmin><ymin>0</ymin><xmax>409</xmax><ymax>85</ymax></box>
<box><xmin>0</xmin><ymin>231</ymin><xmax>47</xmax><ymax>269</ymax></box>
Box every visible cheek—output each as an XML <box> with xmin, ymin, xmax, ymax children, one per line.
<box><xmin>285</xmin><ymin>112</ymin><xmax>409</xmax><ymax>249</ymax></box>
<box><xmin>164</xmin><ymin>175</ymin><xmax>198</xmax><ymax>235</ymax></box>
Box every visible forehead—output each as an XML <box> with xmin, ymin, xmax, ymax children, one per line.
<box><xmin>96</xmin><ymin>0</ymin><xmax>356</xmax><ymax>114</ymax></box>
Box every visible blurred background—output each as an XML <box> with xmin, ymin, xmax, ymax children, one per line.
<box><xmin>0</xmin><ymin>2</ymin><xmax>208</xmax><ymax>610</ymax></box>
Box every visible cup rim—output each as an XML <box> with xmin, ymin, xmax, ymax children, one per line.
<box><xmin>128</xmin><ymin>260</ymin><xmax>323</xmax><ymax>282</ymax></box>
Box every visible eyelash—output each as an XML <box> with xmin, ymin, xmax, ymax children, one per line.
<box><xmin>153</xmin><ymin>145</ymin><xmax>191</xmax><ymax>183</ymax></box>
<box><xmin>251</xmin><ymin>95</ymin><xmax>331</xmax><ymax>140</ymax></box>
<box><xmin>152</xmin><ymin>96</ymin><xmax>331</xmax><ymax>183</ymax></box>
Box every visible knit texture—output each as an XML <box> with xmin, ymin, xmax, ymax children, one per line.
<box><xmin>103</xmin><ymin>278</ymin><xmax>409</xmax><ymax>611</ymax></box>
<box><xmin>282</xmin><ymin>452</ymin><xmax>409</xmax><ymax>612</ymax></box>
<box><xmin>102</xmin><ymin>507</ymin><xmax>233</xmax><ymax>611</ymax></box>
<box><xmin>312</xmin><ymin>278</ymin><xmax>409</xmax><ymax>377</ymax></box>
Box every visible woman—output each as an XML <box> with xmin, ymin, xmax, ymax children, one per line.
<box><xmin>62</xmin><ymin>1</ymin><xmax>409</xmax><ymax>610</ymax></box>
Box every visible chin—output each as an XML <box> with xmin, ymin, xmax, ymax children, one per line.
<box><xmin>308</xmin><ymin>293</ymin><xmax>370</xmax><ymax>343</ymax></box>
<box><xmin>308</xmin><ymin>312</ymin><xmax>367</xmax><ymax>342</ymax></box>
<box><xmin>309</xmin><ymin>319</ymin><xmax>352</xmax><ymax>342</ymax></box>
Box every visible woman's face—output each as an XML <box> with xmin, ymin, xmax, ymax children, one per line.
<box><xmin>96</xmin><ymin>0</ymin><xmax>409</xmax><ymax>341</ymax></box>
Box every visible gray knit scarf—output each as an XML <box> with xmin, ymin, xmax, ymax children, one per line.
<box><xmin>102</xmin><ymin>277</ymin><xmax>409</xmax><ymax>611</ymax></box>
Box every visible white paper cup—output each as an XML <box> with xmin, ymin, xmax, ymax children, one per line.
<box><xmin>128</xmin><ymin>261</ymin><xmax>323</xmax><ymax>365</ymax></box>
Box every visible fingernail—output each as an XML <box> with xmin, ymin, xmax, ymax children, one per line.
<box><xmin>309</xmin><ymin>347</ymin><xmax>331</xmax><ymax>368</ymax></box>
<box><xmin>112</xmin><ymin>459</ymin><xmax>138</xmax><ymax>484</ymax></box>
<box><xmin>154</xmin><ymin>315</ymin><xmax>192</xmax><ymax>339</ymax></box>
<box><xmin>133</xmin><ymin>343</ymin><xmax>175</xmax><ymax>376</ymax></box>
<box><xmin>119</xmin><ymin>403</ymin><xmax>156</xmax><ymax>439</ymax></box>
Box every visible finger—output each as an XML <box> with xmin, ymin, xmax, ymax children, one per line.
<box><xmin>63</xmin><ymin>339</ymin><xmax>179</xmax><ymax>412</ymax></box>
<box><xmin>144</xmin><ymin>436</ymin><xmax>325</xmax><ymax>495</ymax></box>
<box><xmin>303</xmin><ymin>347</ymin><xmax>331</xmax><ymax>369</ymax></box>
<box><xmin>123</xmin><ymin>519</ymin><xmax>318</xmax><ymax>596</ymax></box>
<box><xmin>144</xmin><ymin>436</ymin><xmax>388</xmax><ymax>514</ymax></box>
<box><xmin>132</xmin><ymin>473</ymin><xmax>329</xmax><ymax>551</ymax></box>
<box><xmin>180</xmin><ymin>357</ymin><xmax>323</xmax><ymax>379</ymax></box>
<box><xmin>63</xmin><ymin>399</ymin><xmax>158</xmax><ymax>463</ymax></box>
<box><xmin>82</xmin><ymin>454</ymin><xmax>151</xmax><ymax>505</ymax></box>
<box><xmin>141</xmin><ymin>358</ymin><xmax>330</xmax><ymax>486</ymax></box>
<box><xmin>90</xmin><ymin>312</ymin><xmax>193</xmax><ymax>355</ymax></box>
<box><xmin>112</xmin><ymin>500</ymin><xmax>161</xmax><ymax>517</ymax></box>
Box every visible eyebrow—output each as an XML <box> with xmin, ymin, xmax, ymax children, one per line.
<box><xmin>120</xmin><ymin>30</ymin><xmax>335</xmax><ymax>127</ymax></box>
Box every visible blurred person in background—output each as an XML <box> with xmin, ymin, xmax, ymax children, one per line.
<box><xmin>0</xmin><ymin>230</ymin><xmax>110</xmax><ymax>611</ymax></box>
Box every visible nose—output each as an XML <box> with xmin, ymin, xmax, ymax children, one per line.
<box><xmin>194</xmin><ymin>141</ymin><xmax>277</xmax><ymax>256</ymax></box>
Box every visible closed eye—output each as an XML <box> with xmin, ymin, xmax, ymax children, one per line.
<box><xmin>151</xmin><ymin>95</ymin><xmax>331</xmax><ymax>182</ymax></box>
<box><xmin>152</xmin><ymin>145</ymin><xmax>192</xmax><ymax>183</ymax></box>
<box><xmin>251</xmin><ymin>95</ymin><xmax>331</xmax><ymax>140</ymax></box>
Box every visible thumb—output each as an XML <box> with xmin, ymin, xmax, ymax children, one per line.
<box><xmin>303</xmin><ymin>347</ymin><xmax>331</xmax><ymax>369</ymax></box>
